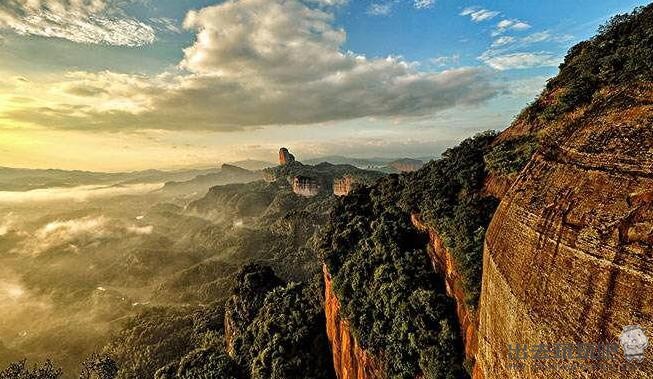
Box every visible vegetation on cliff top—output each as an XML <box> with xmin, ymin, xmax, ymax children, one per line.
<box><xmin>223</xmin><ymin>265</ymin><xmax>334</xmax><ymax>379</ymax></box>
<box><xmin>264</xmin><ymin>161</ymin><xmax>384</xmax><ymax>188</ymax></box>
<box><xmin>402</xmin><ymin>132</ymin><xmax>500</xmax><ymax>306</ymax></box>
<box><xmin>0</xmin><ymin>354</ymin><xmax>118</xmax><ymax>379</ymax></box>
<box><xmin>232</xmin><ymin>280</ymin><xmax>334</xmax><ymax>379</ymax></box>
<box><xmin>321</xmin><ymin>132</ymin><xmax>506</xmax><ymax>377</ymax></box>
<box><xmin>523</xmin><ymin>4</ymin><xmax>653</xmax><ymax>123</ymax></box>
<box><xmin>322</xmin><ymin>176</ymin><xmax>468</xmax><ymax>378</ymax></box>
<box><xmin>484</xmin><ymin>135</ymin><xmax>539</xmax><ymax>176</ymax></box>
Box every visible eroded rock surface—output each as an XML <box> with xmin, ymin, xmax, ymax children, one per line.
<box><xmin>324</xmin><ymin>266</ymin><xmax>384</xmax><ymax>379</ymax></box>
<box><xmin>411</xmin><ymin>214</ymin><xmax>484</xmax><ymax>379</ymax></box>
<box><xmin>293</xmin><ymin>175</ymin><xmax>321</xmax><ymax>197</ymax></box>
<box><xmin>476</xmin><ymin>87</ymin><xmax>653</xmax><ymax>378</ymax></box>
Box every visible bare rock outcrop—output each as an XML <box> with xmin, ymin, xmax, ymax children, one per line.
<box><xmin>476</xmin><ymin>86</ymin><xmax>653</xmax><ymax>378</ymax></box>
<box><xmin>411</xmin><ymin>213</ymin><xmax>484</xmax><ymax>379</ymax></box>
<box><xmin>482</xmin><ymin>173</ymin><xmax>514</xmax><ymax>200</ymax></box>
<box><xmin>388</xmin><ymin>158</ymin><xmax>424</xmax><ymax>173</ymax></box>
<box><xmin>333</xmin><ymin>176</ymin><xmax>355</xmax><ymax>197</ymax></box>
<box><xmin>293</xmin><ymin>176</ymin><xmax>321</xmax><ymax>197</ymax></box>
<box><xmin>279</xmin><ymin>147</ymin><xmax>296</xmax><ymax>166</ymax></box>
<box><xmin>324</xmin><ymin>266</ymin><xmax>384</xmax><ymax>379</ymax></box>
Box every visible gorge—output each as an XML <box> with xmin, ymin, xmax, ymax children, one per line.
<box><xmin>321</xmin><ymin>5</ymin><xmax>653</xmax><ymax>379</ymax></box>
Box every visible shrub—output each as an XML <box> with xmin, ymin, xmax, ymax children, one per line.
<box><xmin>0</xmin><ymin>360</ymin><xmax>62</xmax><ymax>379</ymax></box>
<box><xmin>532</xmin><ymin>4</ymin><xmax>653</xmax><ymax>121</ymax></box>
<box><xmin>484</xmin><ymin>135</ymin><xmax>539</xmax><ymax>175</ymax></box>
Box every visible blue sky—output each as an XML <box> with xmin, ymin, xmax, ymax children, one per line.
<box><xmin>0</xmin><ymin>0</ymin><xmax>649</xmax><ymax>170</ymax></box>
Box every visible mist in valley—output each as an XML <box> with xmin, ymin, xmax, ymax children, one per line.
<box><xmin>0</xmin><ymin>166</ymin><xmax>290</xmax><ymax>378</ymax></box>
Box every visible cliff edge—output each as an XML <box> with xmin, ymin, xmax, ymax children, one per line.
<box><xmin>477</xmin><ymin>5</ymin><xmax>653</xmax><ymax>377</ymax></box>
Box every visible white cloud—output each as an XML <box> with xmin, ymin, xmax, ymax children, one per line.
<box><xmin>483</xmin><ymin>30</ymin><xmax>574</xmax><ymax>69</ymax></box>
<box><xmin>0</xmin><ymin>212</ymin><xmax>17</xmax><ymax>236</ymax></box>
<box><xmin>521</xmin><ymin>30</ymin><xmax>573</xmax><ymax>44</ymax></box>
<box><xmin>491</xmin><ymin>31</ymin><xmax>573</xmax><ymax>48</ymax></box>
<box><xmin>413</xmin><ymin>0</ymin><xmax>435</xmax><ymax>9</ymax></box>
<box><xmin>494</xmin><ymin>19</ymin><xmax>531</xmax><ymax>35</ymax></box>
<box><xmin>479</xmin><ymin>51</ymin><xmax>561</xmax><ymax>70</ymax></box>
<box><xmin>127</xmin><ymin>225</ymin><xmax>154</xmax><ymax>235</ymax></box>
<box><xmin>0</xmin><ymin>0</ymin><xmax>155</xmax><ymax>46</ymax></box>
<box><xmin>506</xmin><ymin>75</ymin><xmax>549</xmax><ymax>99</ymax></box>
<box><xmin>368</xmin><ymin>3</ymin><xmax>392</xmax><ymax>16</ymax></box>
<box><xmin>0</xmin><ymin>183</ymin><xmax>163</xmax><ymax>204</ymax></box>
<box><xmin>3</xmin><ymin>0</ymin><xmax>499</xmax><ymax>131</ymax></box>
<box><xmin>18</xmin><ymin>216</ymin><xmax>155</xmax><ymax>255</ymax></box>
<box><xmin>430</xmin><ymin>54</ymin><xmax>460</xmax><ymax>67</ymax></box>
<box><xmin>460</xmin><ymin>7</ymin><xmax>499</xmax><ymax>22</ymax></box>
<box><xmin>149</xmin><ymin>17</ymin><xmax>181</xmax><ymax>34</ymax></box>
<box><xmin>512</xmin><ymin>22</ymin><xmax>531</xmax><ymax>30</ymax></box>
<box><xmin>492</xmin><ymin>36</ymin><xmax>515</xmax><ymax>47</ymax></box>
<box><xmin>367</xmin><ymin>0</ymin><xmax>435</xmax><ymax>17</ymax></box>
<box><xmin>308</xmin><ymin>0</ymin><xmax>349</xmax><ymax>6</ymax></box>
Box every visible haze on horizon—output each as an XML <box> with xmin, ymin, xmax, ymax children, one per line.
<box><xmin>0</xmin><ymin>0</ymin><xmax>647</xmax><ymax>171</ymax></box>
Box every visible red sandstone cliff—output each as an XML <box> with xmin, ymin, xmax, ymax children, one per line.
<box><xmin>411</xmin><ymin>214</ymin><xmax>484</xmax><ymax>379</ymax></box>
<box><xmin>482</xmin><ymin>173</ymin><xmax>513</xmax><ymax>200</ymax></box>
<box><xmin>324</xmin><ymin>266</ymin><xmax>385</xmax><ymax>379</ymax></box>
<box><xmin>323</xmin><ymin>212</ymin><xmax>485</xmax><ymax>379</ymax></box>
<box><xmin>476</xmin><ymin>85</ymin><xmax>653</xmax><ymax>378</ymax></box>
<box><xmin>333</xmin><ymin>176</ymin><xmax>356</xmax><ymax>197</ymax></box>
<box><xmin>279</xmin><ymin>147</ymin><xmax>296</xmax><ymax>165</ymax></box>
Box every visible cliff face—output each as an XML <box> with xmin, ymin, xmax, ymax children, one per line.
<box><xmin>293</xmin><ymin>176</ymin><xmax>321</xmax><ymax>197</ymax></box>
<box><xmin>333</xmin><ymin>176</ymin><xmax>355</xmax><ymax>197</ymax></box>
<box><xmin>389</xmin><ymin>159</ymin><xmax>424</xmax><ymax>173</ymax></box>
<box><xmin>279</xmin><ymin>147</ymin><xmax>296</xmax><ymax>165</ymax></box>
<box><xmin>411</xmin><ymin>214</ymin><xmax>483</xmax><ymax>379</ymax></box>
<box><xmin>476</xmin><ymin>86</ymin><xmax>653</xmax><ymax>378</ymax></box>
<box><xmin>324</xmin><ymin>266</ymin><xmax>384</xmax><ymax>379</ymax></box>
<box><xmin>482</xmin><ymin>173</ymin><xmax>513</xmax><ymax>200</ymax></box>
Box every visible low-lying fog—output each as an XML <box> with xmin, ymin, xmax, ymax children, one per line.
<box><xmin>0</xmin><ymin>178</ymin><xmax>216</xmax><ymax>375</ymax></box>
<box><xmin>0</xmin><ymin>183</ymin><xmax>164</xmax><ymax>204</ymax></box>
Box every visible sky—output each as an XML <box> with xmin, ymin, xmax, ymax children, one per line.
<box><xmin>0</xmin><ymin>0</ymin><xmax>648</xmax><ymax>171</ymax></box>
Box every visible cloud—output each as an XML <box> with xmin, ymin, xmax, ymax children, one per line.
<box><xmin>482</xmin><ymin>30</ymin><xmax>573</xmax><ymax>69</ymax></box>
<box><xmin>521</xmin><ymin>31</ymin><xmax>574</xmax><ymax>44</ymax></box>
<box><xmin>430</xmin><ymin>54</ymin><xmax>460</xmax><ymax>67</ymax></box>
<box><xmin>460</xmin><ymin>7</ymin><xmax>499</xmax><ymax>22</ymax></box>
<box><xmin>127</xmin><ymin>225</ymin><xmax>154</xmax><ymax>235</ymax></box>
<box><xmin>0</xmin><ymin>183</ymin><xmax>163</xmax><ymax>204</ymax></box>
<box><xmin>491</xmin><ymin>36</ymin><xmax>515</xmax><ymax>47</ymax></box>
<box><xmin>494</xmin><ymin>19</ymin><xmax>531</xmax><ymax>35</ymax></box>
<box><xmin>479</xmin><ymin>51</ymin><xmax>561</xmax><ymax>70</ymax></box>
<box><xmin>368</xmin><ymin>3</ymin><xmax>392</xmax><ymax>16</ymax></box>
<box><xmin>505</xmin><ymin>75</ymin><xmax>549</xmax><ymax>99</ymax></box>
<box><xmin>0</xmin><ymin>212</ymin><xmax>17</xmax><ymax>236</ymax></box>
<box><xmin>308</xmin><ymin>0</ymin><xmax>349</xmax><ymax>6</ymax></box>
<box><xmin>18</xmin><ymin>216</ymin><xmax>155</xmax><ymax>256</ymax></box>
<box><xmin>149</xmin><ymin>17</ymin><xmax>181</xmax><ymax>34</ymax></box>
<box><xmin>367</xmin><ymin>0</ymin><xmax>435</xmax><ymax>17</ymax></box>
<box><xmin>491</xmin><ymin>31</ymin><xmax>573</xmax><ymax>48</ymax></box>
<box><xmin>2</xmin><ymin>0</ymin><xmax>498</xmax><ymax>132</ymax></box>
<box><xmin>413</xmin><ymin>0</ymin><xmax>435</xmax><ymax>9</ymax></box>
<box><xmin>0</xmin><ymin>0</ymin><xmax>155</xmax><ymax>46</ymax></box>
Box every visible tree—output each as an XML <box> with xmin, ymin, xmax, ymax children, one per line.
<box><xmin>0</xmin><ymin>360</ymin><xmax>62</xmax><ymax>379</ymax></box>
<box><xmin>79</xmin><ymin>354</ymin><xmax>118</xmax><ymax>379</ymax></box>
